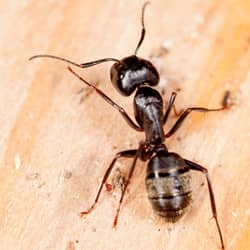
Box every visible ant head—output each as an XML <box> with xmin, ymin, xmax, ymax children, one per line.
<box><xmin>110</xmin><ymin>2</ymin><xmax>159</xmax><ymax>96</ymax></box>
<box><xmin>110</xmin><ymin>55</ymin><xmax>159</xmax><ymax>96</ymax></box>
<box><xmin>29</xmin><ymin>2</ymin><xmax>157</xmax><ymax>97</ymax></box>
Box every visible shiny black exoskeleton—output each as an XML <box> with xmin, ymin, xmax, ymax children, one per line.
<box><xmin>111</xmin><ymin>56</ymin><xmax>159</xmax><ymax>96</ymax></box>
<box><xmin>29</xmin><ymin>2</ymin><xmax>229</xmax><ymax>249</ymax></box>
<box><xmin>133</xmin><ymin>85</ymin><xmax>192</xmax><ymax>221</ymax></box>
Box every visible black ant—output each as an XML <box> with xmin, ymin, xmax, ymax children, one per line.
<box><xmin>29</xmin><ymin>2</ymin><xmax>229</xmax><ymax>249</ymax></box>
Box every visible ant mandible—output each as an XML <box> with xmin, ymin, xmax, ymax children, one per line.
<box><xmin>30</xmin><ymin>2</ymin><xmax>229</xmax><ymax>249</ymax></box>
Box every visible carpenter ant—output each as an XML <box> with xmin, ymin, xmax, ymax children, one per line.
<box><xmin>29</xmin><ymin>2</ymin><xmax>229</xmax><ymax>249</ymax></box>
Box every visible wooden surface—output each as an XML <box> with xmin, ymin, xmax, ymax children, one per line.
<box><xmin>0</xmin><ymin>1</ymin><xmax>250</xmax><ymax>249</ymax></box>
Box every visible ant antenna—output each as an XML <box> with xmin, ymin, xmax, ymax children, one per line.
<box><xmin>29</xmin><ymin>2</ymin><xmax>150</xmax><ymax>66</ymax></box>
<box><xmin>29</xmin><ymin>54</ymin><xmax>119</xmax><ymax>68</ymax></box>
<box><xmin>134</xmin><ymin>1</ymin><xmax>150</xmax><ymax>55</ymax></box>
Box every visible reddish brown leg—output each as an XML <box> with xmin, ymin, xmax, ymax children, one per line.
<box><xmin>185</xmin><ymin>159</ymin><xmax>225</xmax><ymax>250</ymax></box>
<box><xmin>165</xmin><ymin>106</ymin><xmax>227</xmax><ymax>138</ymax></box>
<box><xmin>165</xmin><ymin>92</ymin><xmax>229</xmax><ymax>138</ymax></box>
<box><xmin>172</xmin><ymin>104</ymin><xmax>183</xmax><ymax>116</ymax></box>
<box><xmin>68</xmin><ymin>67</ymin><xmax>143</xmax><ymax>132</ymax></box>
<box><xmin>80</xmin><ymin>149</ymin><xmax>137</xmax><ymax>217</ymax></box>
<box><xmin>163</xmin><ymin>92</ymin><xmax>177</xmax><ymax>124</ymax></box>
<box><xmin>113</xmin><ymin>145</ymin><xmax>142</xmax><ymax>227</ymax></box>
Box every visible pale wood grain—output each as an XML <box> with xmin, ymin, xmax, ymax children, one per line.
<box><xmin>0</xmin><ymin>1</ymin><xmax>249</xmax><ymax>250</ymax></box>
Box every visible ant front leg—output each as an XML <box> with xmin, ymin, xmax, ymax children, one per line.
<box><xmin>80</xmin><ymin>149</ymin><xmax>137</xmax><ymax>217</ymax></box>
<box><xmin>68</xmin><ymin>67</ymin><xmax>143</xmax><ymax>132</ymax></box>
<box><xmin>185</xmin><ymin>159</ymin><xmax>225</xmax><ymax>250</ymax></box>
<box><xmin>165</xmin><ymin>91</ymin><xmax>230</xmax><ymax>138</ymax></box>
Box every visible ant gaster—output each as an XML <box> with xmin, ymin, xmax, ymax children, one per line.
<box><xmin>30</xmin><ymin>2</ymin><xmax>229</xmax><ymax>249</ymax></box>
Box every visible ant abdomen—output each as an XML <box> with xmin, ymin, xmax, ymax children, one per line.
<box><xmin>110</xmin><ymin>55</ymin><xmax>159</xmax><ymax>96</ymax></box>
<box><xmin>146</xmin><ymin>151</ymin><xmax>192</xmax><ymax>222</ymax></box>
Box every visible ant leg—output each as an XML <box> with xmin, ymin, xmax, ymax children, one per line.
<box><xmin>173</xmin><ymin>105</ymin><xmax>183</xmax><ymax>117</ymax></box>
<box><xmin>80</xmin><ymin>149</ymin><xmax>137</xmax><ymax>217</ymax></box>
<box><xmin>165</xmin><ymin>92</ymin><xmax>229</xmax><ymax>138</ymax></box>
<box><xmin>68</xmin><ymin>67</ymin><xmax>143</xmax><ymax>132</ymax></box>
<box><xmin>113</xmin><ymin>145</ymin><xmax>142</xmax><ymax>227</ymax></box>
<box><xmin>163</xmin><ymin>92</ymin><xmax>177</xmax><ymax>124</ymax></box>
<box><xmin>185</xmin><ymin>159</ymin><xmax>225</xmax><ymax>250</ymax></box>
<box><xmin>165</xmin><ymin>107</ymin><xmax>224</xmax><ymax>138</ymax></box>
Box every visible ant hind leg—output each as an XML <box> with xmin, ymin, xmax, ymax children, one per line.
<box><xmin>185</xmin><ymin>159</ymin><xmax>225</xmax><ymax>250</ymax></box>
<box><xmin>113</xmin><ymin>145</ymin><xmax>142</xmax><ymax>227</ymax></box>
<box><xmin>80</xmin><ymin>149</ymin><xmax>137</xmax><ymax>217</ymax></box>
